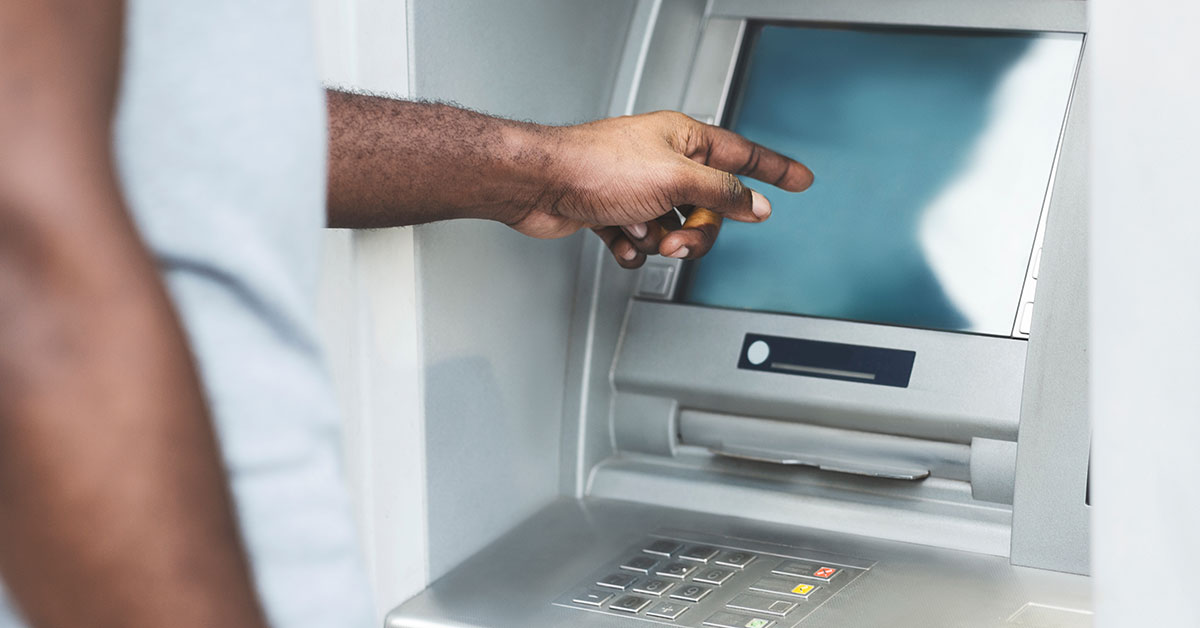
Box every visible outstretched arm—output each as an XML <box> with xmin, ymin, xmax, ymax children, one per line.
<box><xmin>0</xmin><ymin>3</ymin><xmax>268</xmax><ymax>627</ymax></box>
<box><xmin>326</xmin><ymin>90</ymin><xmax>813</xmax><ymax>267</ymax></box>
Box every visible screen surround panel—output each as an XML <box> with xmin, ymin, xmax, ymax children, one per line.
<box><xmin>563</xmin><ymin>0</ymin><xmax>1091</xmax><ymax>572</ymax></box>
<box><xmin>675</xmin><ymin>23</ymin><xmax>1084</xmax><ymax>339</ymax></box>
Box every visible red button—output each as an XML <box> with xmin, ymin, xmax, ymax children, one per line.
<box><xmin>813</xmin><ymin>567</ymin><xmax>837</xmax><ymax>579</ymax></box>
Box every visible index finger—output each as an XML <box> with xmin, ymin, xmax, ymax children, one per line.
<box><xmin>693</xmin><ymin>124</ymin><xmax>814</xmax><ymax>192</ymax></box>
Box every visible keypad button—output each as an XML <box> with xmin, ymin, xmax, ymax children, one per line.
<box><xmin>670</xmin><ymin>583</ymin><xmax>713</xmax><ymax>603</ymax></box>
<box><xmin>680</xmin><ymin>545</ymin><xmax>720</xmax><ymax>563</ymax></box>
<box><xmin>611</xmin><ymin>595</ymin><xmax>652</xmax><ymax>614</ymax></box>
<box><xmin>644</xmin><ymin>539</ymin><xmax>684</xmax><ymax>557</ymax></box>
<box><xmin>715</xmin><ymin>551</ymin><xmax>758</xmax><ymax>569</ymax></box>
<box><xmin>658</xmin><ymin>562</ymin><xmax>698</xmax><ymax>579</ymax></box>
<box><xmin>749</xmin><ymin>576</ymin><xmax>818</xmax><ymax>599</ymax></box>
<box><xmin>694</xmin><ymin>567</ymin><xmax>736</xmax><ymax>586</ymax></box>
<box><xmin>646</xmin><ymin>601</ymin><xmax>690</xmax><ymax>621</ymax></box>
<box><xmin>572</xmin><ymin>590</ymin><xmax>613</xmax><ymax>608</ymax></box>
<box><xmin>597</xmin><ymin>572</ymin><xmax>638</xmax><ymax>590</ymax></box>
<box><xmin>633</xmin><ymin>578</ymin><xmax>675</xmax><ymax>597</ymax></box>
<box><xmin>621</xmin><ymin>555</ymin><xmax>660</xmax><ymax>574</ymax></box>
<box><xmin>772</xmin><ymin>560</ymin><xmax>841</xmax><ymax>582</ymax></box>
<box><xmin>703</xmin><ymin>611</ymin><xmax>776</xmax><ymax>628</ymax></box>
<box><xmin>726</xmin><ymin>594</ymin><xmax>797</xmax><ymax>617</ymax></box>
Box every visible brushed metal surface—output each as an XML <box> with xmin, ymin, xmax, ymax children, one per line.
<box><xmin>707</xmin><ymin>0</ymin><xmax>1086</xmax><ymax>32</ymax></box>
<box><xmin>387</xmin><ymin>499</ymin><xmax>1090</xmax><ymax>627</ymax></box>
<box><xmin>1009</xmin><ymin>46</ymin><xmax>1092</xmax><ymax>576</ymax></box>
<box><xmin>614</xmin><ymin>301</ymin><xmax>1028</xmax><ymax>444</ymax></box>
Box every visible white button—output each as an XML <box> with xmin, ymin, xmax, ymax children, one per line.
<box><xmin>747</xmin><ymin>340</ymin><xmax>770</xmax><ymax>365</ymax></box>
<box><xmin>637</xmin><ymin>265</ymin><xmax>675</xmax><ymax>297</ymax></box>
<box><xmin>1019</xmin><ymin>303</ymin><xmax>1035</xmax><ymax>335</ymax></box>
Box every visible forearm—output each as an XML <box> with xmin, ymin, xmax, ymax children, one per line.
<box><xmin>326</xmin><ymin>89</ymin><xmax>552</xmax><ymax>228</ymax></box>
<box><xmin>0</xmin><ymin>2</ymin><xmax>267</xmax><ymax>626</ymax></box>
<box><xmin>325</xmin><ymin>89</ymin><xmax>812</xmax><ymax>261</ymax></box>
<box><xmin>0</xmin><ymin>179</ymin><xmax>269</xmax><ymax>628</ymax></box>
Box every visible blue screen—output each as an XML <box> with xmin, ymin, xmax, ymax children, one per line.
<box><xmin>680</xmin><ymin>25</ymin><xmax>1081</xmax><ymax>336</ymax></box>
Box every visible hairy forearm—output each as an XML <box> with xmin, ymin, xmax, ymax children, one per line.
<box><xmin>0</xmin><ymin>2</ymin><xmax>267</xmax><ymax>626</ymax></box>
<box><xmin>326</xmin><ymin>90</ymin><xmax>555</xmax><ymax>228</ymax></box>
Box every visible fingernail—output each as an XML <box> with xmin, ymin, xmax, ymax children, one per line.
<box><xmin>621</xmin><ymin>246</ymin><xmax>637</xmax><ymax>261</ymax></box>
<box><xmin>627</xmin><ymin>222</ymin><xmax>648</xmax><ymax>239</ymax></box>
<box><xmin>751</xmin><ymin>190</ymin><xmax>771</xmax><ymax>219</ymax></box>
<box><xmin>668</xmin><ymin>246</ymin><xmax>690</xmax><ymax>259</ymax></box>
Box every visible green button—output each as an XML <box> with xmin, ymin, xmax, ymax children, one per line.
<box><xmin>746</xmin><ymin>620</ymin><xmax>771</xmax><ymax>628</ymax></box>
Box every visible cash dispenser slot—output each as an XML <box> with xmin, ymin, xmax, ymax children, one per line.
<box><xmin>679</xmin><ymin>411</ymin><xmax>1019</xmax><ymax>502</ymax></box>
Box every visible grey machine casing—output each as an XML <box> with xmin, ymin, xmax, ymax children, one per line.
<box><xmin>390</xmin><ymin>0</ymin><xmax>1092</xmax><ymax>626</ymax></box>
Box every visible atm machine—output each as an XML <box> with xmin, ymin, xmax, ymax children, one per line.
<box><xmin>390</xmin><ymin>0</ymin><xmax>1091</xmax><ymax>626</ymax></box>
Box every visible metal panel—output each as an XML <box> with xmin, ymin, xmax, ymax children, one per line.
<box><xmin>614</xmin><ymin>302</ymin><xmax>1027</xmax><ymax>444</ymax></box>
<box><xmin>387</xmin><ymin>499</ymin><xmax>1090</xmax><ymax>627</ymax></box>
<box><xmin>559</xmin><ymin>0</ymin><xmax>670</xmax><ymax>500</ymax></box>
<box><xmin>631</xmin><ymin>0</ymin><xmax>708</xmax><ymax>114</ymax></box>
<box><xmin>410</xmin><ymin>0</ymin><xmax>637</xmax><ymax>581</ymax></box>
<box><xmin>679</xmin><ymin>18</ymin><xmax>745</xmax><ymax>123</ymax></box>
<box><xmin>588</xmin><ymin>454</ymin><xmax>1011</xmax><ymax>557</ymax></box>
<box><xmin>592</xmin><ymin>0</ymin><xmax>1092</xmax><ymax>576</ymax></box>
<box><xmin>708</xmin><ymin>0</ymin><xmax>1087</xmax><ymax>32</ymax></box>
<box><xmin>970</xmin><ymin>438</ymin><xmax>1019</xmax><ymax>505</ymax></box>
<box><xmin>1009</xmin><ymin>47</ymin><xmax>1091</xmax><ymax>576</ymax></box>
<box><xmin>679</xmin><ymin>411</ymin><xmax>972</xmax><ymax>481</ymax></box>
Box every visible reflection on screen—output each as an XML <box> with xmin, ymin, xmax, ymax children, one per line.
<box><xmin>680</xmin><ymin>25</ymin><xmax>1082</xmax><ymax>336</ymax></box>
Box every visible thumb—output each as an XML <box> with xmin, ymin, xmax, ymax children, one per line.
<box><xmin>673</xmin><ymin>161</ymin><xmax>772</xmax><ymax>223</ymax></box>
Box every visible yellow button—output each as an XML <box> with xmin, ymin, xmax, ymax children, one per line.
<box><xmin>791</xmin><ymin>583</ymin><xmax>815</xmax><ymax>595</ymax></box>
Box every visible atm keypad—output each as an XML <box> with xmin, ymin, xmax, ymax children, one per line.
<box><xmin>556</xmin><ymin>535</ymin><xmax>869</xmax><ymax>625</ymax></box>
<box><xmin>748</xmin><ymin>576</ymin><xmax>818</xmax><ymax>599</ymax></box>
<box><xmin>598</xmin><ymin>572</ymin><xmax>638</xmax><ymax>590</ymax></box>
<box><xmin>726</xmin><ymin>594</ymin><xmax>797</xmax><ymax>617</ymax></box>
<box><xmin>645</xmin><ymin>540</ymin><xmax>685</xmax><ymax>557</ymax></box>
<box><xmin>703</xmin><ymin>611</ymin><xmax>775</xmax><ymax>628</ymax></box>
<box><xmin>623</xmin><ymin>556</ymin><xmax>661</xmax><ymax>574</ymax></box>
<box><xmin>715</xmin><ymin>551</ymin><xmax>757</xmax><ymax>569</ymax></box>
<box><xmin>572</xmin><ymin>590</ymin><xmax>614</xmax><ymax>607</ymax></box>
<box><xmin>647</xmin><ymin>601</ymin><xmax>691</xmax><ymax>620</ymax></box>
<box><xmin>670</xmin><ymin>584</ymin><xmax>714</xmax><ymax>603</ymax></box>
<box><xmin>694</xmin><ymin>568</ymin><xmax>735</xmax><ymax>586</ymax></box>
<box><xmin>633</xmin><ymin>578</ymin><xmax>675</xmax><ymax>597</ymax></box>
<box><xmin>772</xmin><ymin>561</ymin><xmax>840</xmax><ymax>582</ymax></box>
<box><xmin>659</xmin><ymin>562</ymin><xmax>698</xmax><ymax>579</ymax></box>
<box><xmin>612</xmin><ymin>595</ymin><xmax>654</xmax><ymax>614</ymax></box>
<box><xmin>680</xmin><ymin>546</ymin><xmax>720</xmax><ymax>563</ymax></box>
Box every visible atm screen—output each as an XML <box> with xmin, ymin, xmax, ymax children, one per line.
<box><xmin>679</xmin><ymin>24</ymin><xmax>1083</xmax><ymax>337</ymax></box>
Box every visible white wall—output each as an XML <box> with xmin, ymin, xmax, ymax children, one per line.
<box><xmin>310</xmin><ymin>0</ymin><xmax>429</xmax><ymax>623</ymax></box>
<box><xmin>407</xmin><ymin>0</ymin><xmax>637</xmax><ymax>581</ymax></box>
<box><xmin>1091</xmin><ymin>1</ymin><xmax>1200</xmax><ymax>626</ymax></box>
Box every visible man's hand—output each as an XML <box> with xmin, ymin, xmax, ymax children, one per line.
<box><xmin>327</xmin><ymin>95</ymin><xmax>812</xmax><ymax>267</ymax></box>
<box><xmin>508</xmin><ymin>111</ymin><xmax>813</xmax><ymax>267</ymax></box>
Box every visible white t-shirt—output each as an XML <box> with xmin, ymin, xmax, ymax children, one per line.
<box><xmin>0</xmin><ymin>1</ymin><xmax>374</xmax><ymax>626</ymax></box>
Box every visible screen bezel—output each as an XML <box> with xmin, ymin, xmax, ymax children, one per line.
<box><xmin>671</xmin><ymin>20</ymin><xmax>1084</xmax><ymax>340</ymax></box>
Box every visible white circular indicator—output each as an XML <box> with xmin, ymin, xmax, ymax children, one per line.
<box><xmin>747</xmin><ymin>340</ymin><xmax>770</xmax><ymax>365</ymax></box>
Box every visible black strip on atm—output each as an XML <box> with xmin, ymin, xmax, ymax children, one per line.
<box><xmin>737</xmin><ymin>333</ymin><xmax>916</xmax><ymax>388</ymax></box>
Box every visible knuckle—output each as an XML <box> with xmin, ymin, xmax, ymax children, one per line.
<box><xmin>697</xmin><ymin>221</ymin><xmax>721</xmax><ymax>243</ymax></box>
<box><xmin>654</xmin><ymin>110</ymin><xmax>690</xmax><ymax>125</ymax></box>
<box><xmin>720</xmin><ymin>173</ymin><xmax>746</xmax><ymax>206</ymax></box>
